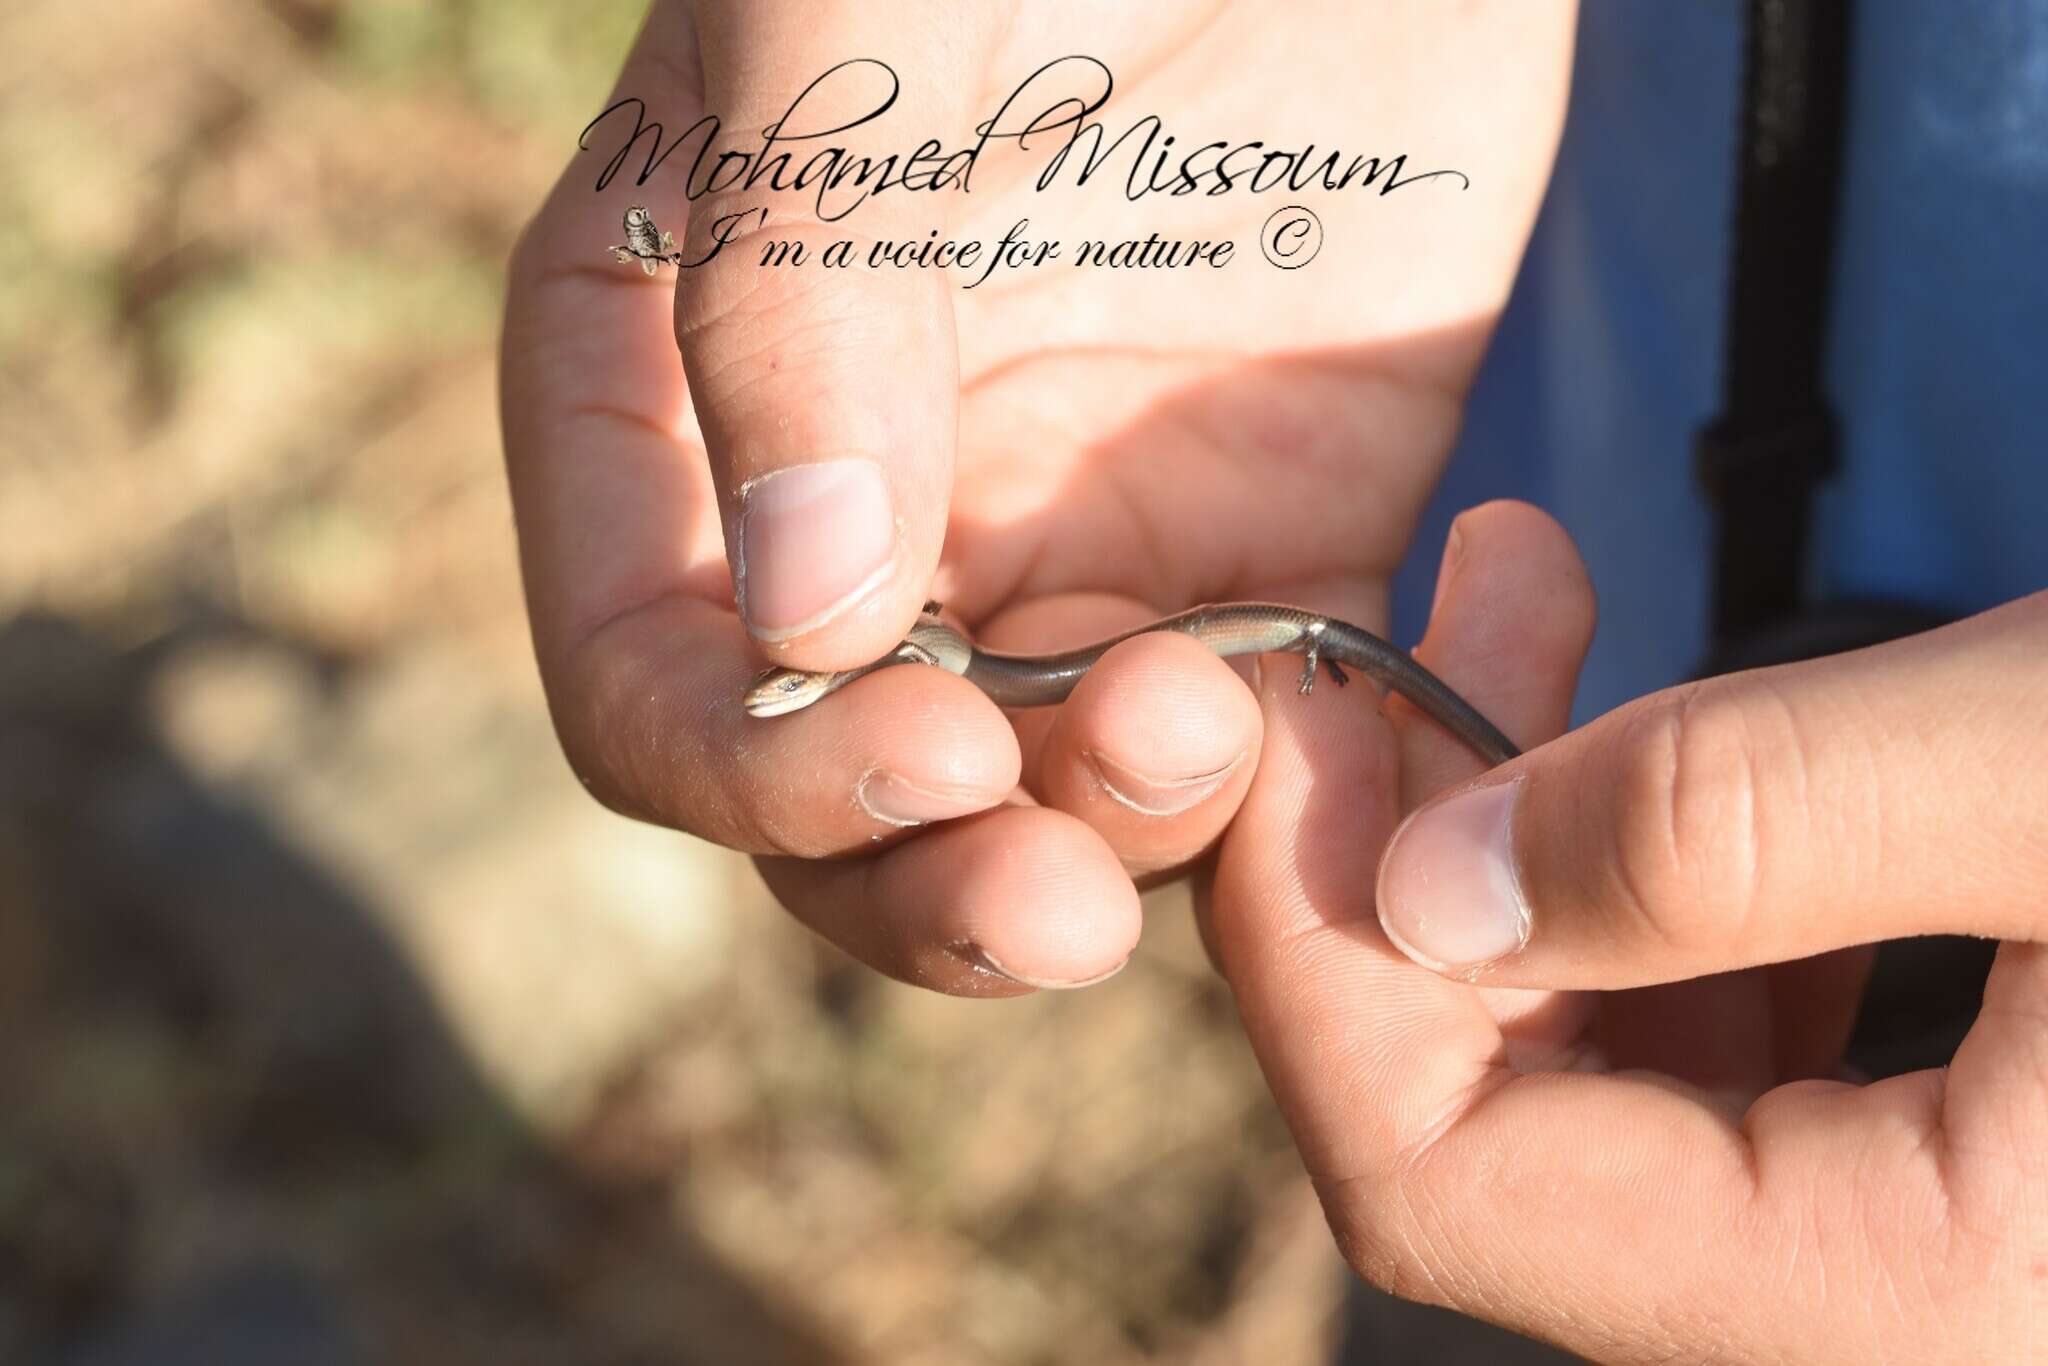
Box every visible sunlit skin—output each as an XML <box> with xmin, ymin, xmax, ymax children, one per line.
<box><xmin>501</xmin><ymin>0</ymin><xmax>1568</xmax><ymax>964</ymax></box>
<box><xmin>502</xmin><ymin>3</ymin><xmax>2048</xmax><ymax>1359</ymax></box>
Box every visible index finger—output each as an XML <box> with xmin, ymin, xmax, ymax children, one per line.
<box><xmin>499</xmin><ymin>2</ymin><xmax>1018</xmax><ymax>856</ymax></box>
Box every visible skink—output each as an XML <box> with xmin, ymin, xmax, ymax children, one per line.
<box><xmin>744</xmin><ymin>602</ymin><xmax>1520</xmax><ymax>768</ymax></box>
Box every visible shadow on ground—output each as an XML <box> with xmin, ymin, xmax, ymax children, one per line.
<box><xmin>0</xmin><ymin>609</ymin><xmax>849</xmax><ymax>1366</ymax></box>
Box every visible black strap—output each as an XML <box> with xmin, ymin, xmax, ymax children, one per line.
<box><xmin>1696</xmin><ymin>0</ymin><xmax>1854</xmax><ymax>647</ymax></box>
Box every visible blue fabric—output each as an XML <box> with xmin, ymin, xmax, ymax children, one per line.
<box><xmin>1392</xmin><ymin>0</ymin><xmax>2048</xmax><ymax>725</ymax></box>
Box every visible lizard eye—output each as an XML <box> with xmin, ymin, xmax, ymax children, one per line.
<box><xmin>780</xmin><ymin>677</ymin><xmax>802</xmax><ymax>692</ymax></box>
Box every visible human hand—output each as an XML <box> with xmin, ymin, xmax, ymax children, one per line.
<box><xmin>501</xmin><ymin>1</ymin><xmax>1575</xmax><ymax>993</ymax></box>
<box><xmin>1211</xmin><ymin>501</ymin><xmax>2048</xmax><ymax>1360</ymax></box>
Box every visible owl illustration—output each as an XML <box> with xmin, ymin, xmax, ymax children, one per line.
<box><xmin>610</xmin><ymin>205</ymin><xmax>678</xmax><ymax>275</ymax></box>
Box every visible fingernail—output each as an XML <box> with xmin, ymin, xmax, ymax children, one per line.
<box><xmin>953</xmin><ymin>942</ymin><xmax>1130</xmax><ymax>990</ymax></box>
<box><xmin>1376</xmin><ymin>778</ymin><xmax>1529</xmax><ymax>972</ymax></box>
<box><xmin>737</xmin><ymin>460</ymin><xmax>897</xmax><ymax>641</ymax></box>
<box><xmin>1087</xmin><ymin>749</ymin><xmax>1243</xmax><ymax>816</ymax></box>
<box><xmin>857</xmin><ymin>769</ymin><xmax>993</xmax><ymax>828</ymax></box>
<box><xmin>1430</xmin><ymin>520</ymin><xmax>1466</xmax><ymax>619</ymax></box>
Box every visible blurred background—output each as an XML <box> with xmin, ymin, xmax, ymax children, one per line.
<box><xmin>0</xmin><ymin>2</ymin><xmax>1343</xmax><ymax>1361</ymax></box>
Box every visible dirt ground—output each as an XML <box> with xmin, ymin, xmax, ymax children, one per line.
<box><xmin>0</xmin><ymin>3</ymin><xmax>1345</xmax><ymax>1361</ymax></box>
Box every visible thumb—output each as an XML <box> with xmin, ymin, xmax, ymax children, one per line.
<box><xmin>678</xmin><ymin>5</ymin><xmax>1003</xmax><ymax>668</ymax></box>
<box><xmin>1376</xmin><ymin>592</ymin><xmax>2048</xmax><ymax>987</ymax></box>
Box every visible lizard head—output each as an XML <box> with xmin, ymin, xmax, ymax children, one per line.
<box><xmin>742</xmin><ymin>666</ymin><xmax>838</xmax><ymax>718</ymax></box>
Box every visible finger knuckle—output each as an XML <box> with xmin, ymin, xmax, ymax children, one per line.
<box><xmin>548</xmin><ymin>622</ymin><xmax>846</xmax><ymax>859</ymax></box>
<box><xmin>1317</xmin><ymin>1173</ymin><xmax>1464</xmax><ymax>1311</ymax></box>
<box><xmin>1605</xmin><ymin>683</ymin><xmax>1771</xmax><ymax>954</ymax></box>
<box><xmin>547</xmin><ymin>641</ymin><xmax>670</xmax><ymax>827</ymax></box>
<box><xmin>732</xmin><ymin>767</ymin><xmax>837</xmax><ymax>861</ymax></box>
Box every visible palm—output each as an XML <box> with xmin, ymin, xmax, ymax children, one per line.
<box><xmin>920</xmin><ymin>3</ymin><xmax>1569</xmax><ymax>646</ymax></box>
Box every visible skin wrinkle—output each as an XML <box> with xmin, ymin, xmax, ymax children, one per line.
<box><xmin>1788</xmin><ymin>1165</ymin><xmax>1842</xmax><ymax>1351</ymax></box>
<box><xmin>1598</xmin><ymin>697</ymin><xmax>1694</xmax><ymax>963</ymax></box>
<box><xmin>682</xmin><ymin>282</ymin><xmax>907</xmax><ymax>407</ymax></box>
<box><xmin>1087</xmin><ymin>745</ymin><xmax>1244</xmax><ymax>814</ymax></box>
<box><xmin>1400</xmin><ymin>1056</ymin><xmax>1521</xmax><ymax>1183</ymax></box>
<box><xmin>1923</xmin><ymin>1181</ymin><xmax>2014</xmax><ymax>1320</ymax></box>
<box><xmin>985</xmin><ymin>534</ymin><xmax>1057</xmax><ymax>628</ymax></box>
<box><xmin>562</xmin><ymin>594</ymin><xmax>1033</xmax><ymax>862</ymax></box>
<box><xmin>674</xmin><ymin>213</ymin><xmax>899</xmax><ymax>341</ymax></box>
<box><xmin>1805</xmin><ymin>685</ymin><xmax>1863</xmax><ymax>915</ymax></box>
<box><xmin>1654</xmin><ymin>691</ymin><xmax>1694</xmax><ymax>943</ymax></box>
<box><xmin>521</xmin><ymin>259</ymin><xmax>688</xmax><ymax>300</ymax></box>
<box><xmin>1856</xmin><ymin>1192</ymin><xmax>1919</xmax><ymax>1350</ymax></box>
<box><xmin>1652</xmin><ymin>684</ymin><xmax>1766</xmax><ymax>959</ymax></box>
<box><xmin>1379</xmin><ymin>1146</ymin><xmax>1642</xmax><ymax>1360</ymax></box>
<box><xmin>543</xmin><ymin>546</ymin><xmax>721</xmax><ymax>669</ymax></box>
<box><xmin>1198</xmin><ymin>366</ymin><xmax>1441</xmax><ymax>573</ymax></box>
<box><xmin>1857</xmin><ymin>713</ymin><xmax>1904</xmax><ymax>924</ymax></box>
<box><xmin>1182</xmin><ymin>416</ymin><xmax>1267</xmax><ymax>600</ymax></box>
<box><xmin>1316</xmin><ymin>1170</ymin><xmax>1464</xmax><ymax>1312</ymax></box>
<box><xmin>557</xmin><ymin>613</ymin><xmax>683</xmax><ymax>825</ymax></box>
<box><xmin>1977</xmin><ymin>683</ymin><xmax>2048</xmax><ymax>907</ymax></box>
<box><xmin>1690</xmin><ymin>685</ymin><xmax>1763</xmax><ymax>956</ymax></box>
<box><xmin>731</xmin><ymin>739</ymin><xmax>820</xmax><ymax>858</ymax></box>
<box><xmin>1737</xmin><ymin>673</ymin><xmax>1803</xmax><ymax>951</ymax></box>
<box><xmin>958</xmin><ymin>342</ymin><xmax>1239</xmax><ymax>399</ymax></box>
<box><xmin>853</xmin><ymin>766</ymin><xmax>923</xmax><ymax>829</ymax></box>
<box><xmin>952</xmin><ymin>402</ymin><xmax>1198</xmax><ymax>612</ymax></box>
<box><xmin>1923</xmin><ymin>638</ymin><xmax>2026</xmax><ymax>910</ymax></box>
<box><xmin>563</xmin><ymin>399</ymin><xmax>699</xmax><ymax>453</ymax></box>
<box><xmin>1097</xmin><ymin>443</ymin><xmax>1181</xmax><ymax>609</ymax></box>
<box><xmin>847</xmin><ymin>838</ymin><xmax>898</xmax><ymax>963</ymax></box>
<box><xmin>501</xmin><ymin>289</ymin><xmax>662</xmax><ymax>408</ymax></box>
<box><xmin>1418</xmin><ymin>1190</ymin><xmax>1516</xmax><ymax>1335</ymax></box>
<box><xmin>1146</xmin><ymin>360</ymin><xmax>1416</xmax><ymax>542</ymax></box>
<box><xmin>504</xmin><ymin>327</ymin><xmax>668</xmax><ymax>440</ymax></box>
<box><xmin>1848</xmin><ymin>669</ymin><xmax>1913</xmax><ymax>920</ymax></box>
<box><xmin>694</xmin><ymin>304</ymin><xmax>902</xmax><ymax>406</ymax></box>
